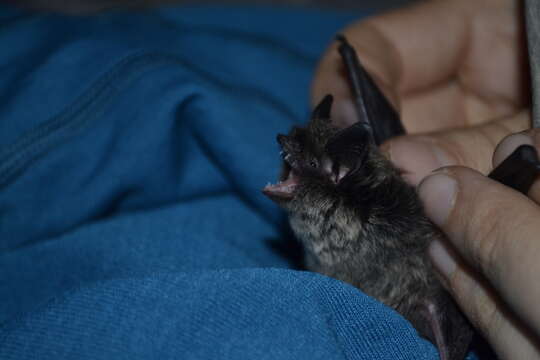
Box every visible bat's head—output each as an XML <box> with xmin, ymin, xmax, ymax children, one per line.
<box><xmin>262</xmin><ymin>94</ymin><xmax>391</xmax><ymax>215</ymax></box>
<box><xmin>262</xmin><ymin>93</ymin><xmax>424</xmax><ymax>271</ymax></box>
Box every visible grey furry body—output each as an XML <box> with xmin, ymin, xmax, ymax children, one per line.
<box><xmin>287</xmin><ymin>143</ymin><xmax>443</xmax><ymax>324</ymax></box>
<box><xmin>264</xmin><ymin>96</ymin><xmax>473</xmax><ymax>359</ymax></box>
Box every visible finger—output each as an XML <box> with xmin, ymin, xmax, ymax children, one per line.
<box><xmin>492</xmin><ymin>129</ymin><xmax>540</xmax><ymax>203</ymax></box>
<box><xmin>429</xmin><ymin>240</ymin><xmax>540</xmax><ymax>359</ymax></box>
<box><xmin>384</xmin><ymin>110</ymin><xmax>530</xmax><ymax>185</ymax></box>
<box><xmin>312</xmin><ymin>0</ymin><xmax>472</xmax><ymax>100</ymax></box>
<box><xmin>363</xmin><ymin>0</ymin><xmax>522</xmax><ymax>96</ymax></box>
<box><xmin>419</xmin><ymin>167</ymin><xmax>540</xmax><ymax>335</ymax></box>
<box><xmin>311</xmin><ymin>0</ymin><xmax>465</xmax><ymax>126</ymax></box>
<box><xmin>311</xmin><ymin>0</ymin><xmax>524</xmax><ymax>127</ymax></box>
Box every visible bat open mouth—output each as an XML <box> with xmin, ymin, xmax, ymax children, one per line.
<box><xmin>262</xmin><ymin>163</ymin><xmax>299</xmax><ymax>202</ymax></box>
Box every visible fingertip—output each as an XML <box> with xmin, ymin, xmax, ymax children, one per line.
<box><xmin>417</xmin><ymin>171</ymin><xmax>458</xmax><ymax>227</ymax></box>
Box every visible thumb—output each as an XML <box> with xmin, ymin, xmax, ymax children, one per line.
<box><xmin>384</xmin><ymin>110</ymin><xmax>530</xmax><ymax>185</ymax></box>
<box><xmin>418</xmin><ymin>166</ymin><xmax>540</xmax><ymax>358</ymax></box>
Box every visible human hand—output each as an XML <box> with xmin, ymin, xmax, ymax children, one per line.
<box><xmin>312</xmin><ymin>0</ymin><xmax>530</xmax><ymax>184</ymax></box>
<box><xmin>418</xmin><ymin>130</ymin><xmax>540</xmax><ymax>359</ymax></box>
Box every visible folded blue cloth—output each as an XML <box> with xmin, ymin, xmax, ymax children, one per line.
<box><xmin>0</xmin><ymin>4</ymin><xmax>455</xmax><ymax>359</ymax></box>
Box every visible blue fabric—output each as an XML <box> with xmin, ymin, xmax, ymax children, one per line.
<box><xmin>0</xmin><ymin>4</ymin><xmax>460</xmax><ymax>359</ymax></box>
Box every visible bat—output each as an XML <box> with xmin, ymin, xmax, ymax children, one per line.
<box><xmin>263</xmin><ymin>35</ymin><xmax>540</xmax><ymax>360</ymax></box>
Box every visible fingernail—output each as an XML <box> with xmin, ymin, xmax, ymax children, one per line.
<box><xmin>418</xmin><ymin>172</ymin><xmax>457</xmax><ymax>227</ymax></box>
<box><xmin>493</xmin><ymin>132</ymin><xmax>534</xmax><ymax>168</ymax></box>
<box><xmin>428</xmin><ymin>240</ymin><xmax>457</xmax><ymax>279</ymax></box>
<box><xmin>388</xmin><ymin>137</ymin><xmax>454</xmax><ymax>186</ymax></box>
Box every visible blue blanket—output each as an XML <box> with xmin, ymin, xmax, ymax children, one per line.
<box><xmin>0</xmin><ymin>4</ymin><xmax>456</xmax><ymax>359</ymax></box>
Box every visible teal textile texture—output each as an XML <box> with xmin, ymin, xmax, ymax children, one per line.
<box><xmin>0</xmin><ymin>5</ymin><xmax>449</xmax><ymax>359</ymax></box>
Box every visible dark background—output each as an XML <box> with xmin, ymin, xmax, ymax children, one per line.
<box><xmin>5</xmin><ymin>0</ymin><xmax>416</xmax><ymax>14</ymax></box>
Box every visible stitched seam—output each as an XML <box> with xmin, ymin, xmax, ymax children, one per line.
<box><xmin>0</xmin><ymin>51</ymin><xmax>163</xmax><ymax>187</ymax></box>
<box><xmin>0</xmin><ymin>49</ymin><xmax>302</xmax><ymax>188</ymax></box>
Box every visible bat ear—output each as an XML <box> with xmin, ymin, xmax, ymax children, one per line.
<box><xmin>311</xmin><ymin>94</ymin><xmax>333</xmax><ymax>121</ymax></box>
<box><xmin>309</xmin><ymin>95</ymin><xmax>334</xmax><ymax>143</ymax></box>
<box><xmin>336</xmin><ymin>35</ymin><xmax>405</xmax><ymax>145</ymax></box>
<box><xmin>325</xmin><ymin>122</ymin><xmax>372</xmax><ymax>182</ymax></box>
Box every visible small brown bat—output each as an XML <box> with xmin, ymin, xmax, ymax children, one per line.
<box><xmin>263</xmin><ymin>35</ymin><xmax>540</xmax><ymax>360</ymax></box>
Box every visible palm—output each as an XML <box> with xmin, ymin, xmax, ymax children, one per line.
<box><xmin>313</xmin><ymin>0</ymin><xmax>528</xmax><ymax>134</ymax></box>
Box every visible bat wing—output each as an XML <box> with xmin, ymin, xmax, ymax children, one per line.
<box><xmin>427</xmin><ymin>297</ymin><xmax>474</xmax><ymax>360</ymax></box>
<box><xmin>404</xmin><ymin>296</ymin><xmax>473</xmax><ymax>360</ymax></box>
<box><xmin>488</xmin><ymin>144</ymin><xmax>540</xmax><ymax>194</ymax></box>
<box><xmin>336</xmin><ymin>35</ymin><xmax>405</xmax><ymax>146</ymax></box>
